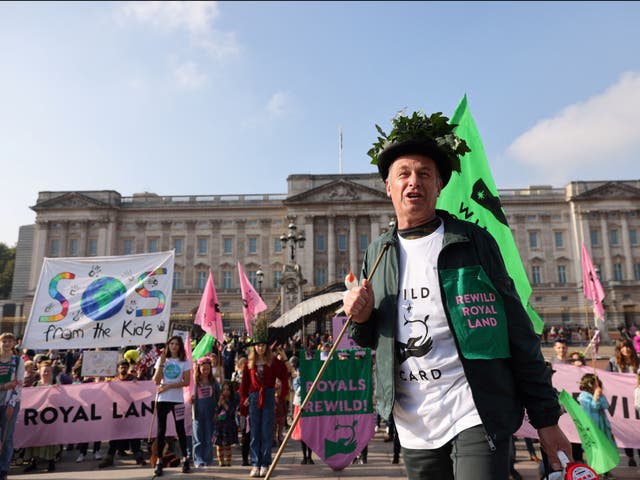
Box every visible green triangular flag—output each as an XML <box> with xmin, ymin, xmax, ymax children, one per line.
<box><xmin>191</xmin><ymin>333</ymin><xmax>214</xmax><ymax>360</ymax></box>
<box><xmin>436</xmin><ymin>94</ymin><xmax>543</xmax><ymax>333</ymax></box>
<box><xmin>558</xmin><ymin>389</ymin><xmax>620</xmax><ymax>474</ymax></box>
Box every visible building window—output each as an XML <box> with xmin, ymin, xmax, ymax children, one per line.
<box><xmin>610</xmin><ymin>229</ymin><xmax>619</xmax><ymax>246</ymax></box>
<box><xmin>554</xmin><ymin>232</ymin><xmax>563</xmax><ymax>249</ymax></box>
<box><xmin>148</xmin><ymin>238</ymin><xmax>158</xmax><ymax>253</ymax></box>
<box><xmin>634</xmin><ymin>263</ymin><xmax>640</xmax><ymax>281</ymax></box>
<box><xmin>123</xmin><ymin>239</ymin><xmax>133</xmax><ymax>255</ymax></box>
<box><xmin>557</xmin><ymin>265</ymin><xmax>566</xmax><ymax>285</ymax></box>
<box><xmin>531</xmin><ymin>266</ymin><xmax>541</xmax><ymax>285</ymax></box>
<box><xmin>274</xmin><ymin>237</ymin><xmax>283</xmax><ymax>253</ymax></box>
<box><xmin>316</xmin><ymin>235</ymin><xmax>326</xmax><ymax>252</ymax></box>
<box><xmin>359</xmin><ymin>234</ymin><xmax>368</xmax><ymax>251</ymax></box>
<box><xmin>173</xmin><ymin>238</ymin><xmax>183</xmax><ymax>255</ymax></box>
<box><xmin>173</xmin><ymin>272</ymin><xmax>182</xmax><ymax>290</ymax></box>
<box><xmin>590</xmin><ymin>229</ymin><xmax>599</xmax><ymax>247</ymax></box>
<box><xmin>248</xmin><ymin>270</ymin><xmax>258</xmax><ymax>289</ymax></box>
<box><xmin>223</xmin><ymin>238</ymin><xmax>233</xmax><ymax>254</ymax></box>
<box><xmin>50</xmin><ymin>239</ymin><xmax>59</xmax><ymax>257</ymax></box>
<box><xmin>69</xmin><ymin>238</ymin><xmax>78</xmax><ymax>257</ymax></box>
<box><xmin>88</xmin><ymin>238</ymin><xmax>98</xmax><ymax>256</ymax></box>
<box><xmin>222</xmin><ymin>271</ymin><xmax>233</xmax><ymax>289</ymax></box>
<box><xmin>273</xmin><ymin>270</ymin><xmax>283</xmax><ymax>289</ymax></box>
<box><xmin>561</xmin><ymin>312</ymin><xmax>570</xmax><ymax>324</ymax></box>
<box><xmin>198</xmin><ymin>238</ymin><xmax>207</xmax><ymax>255</ymax></box>
<box><xmin>613</xmin><ymin>263</ymin><xmax>623</xmax><ymax>281</ymax></box>
<box><xmin>315</xmin><ymin>268</ymin><xmax>327</xmax><ymax>286</ymax></box>
<box><xmin>528</xmin><ymin>232</ymin><xmax>538</xmax><ymax>249</ymax></box>
<box><xmin>630</xmin><ymin>229</ymin><xmax>638</xmax><ymax>245</ymax></box>
<box><xmin>248</xmin><ymin>237</ymin><xmax>258</xmax><ymax>254</ymax></box>
<box><xmin>197</xmin><ymin>271</ymin><xmax>207</xmax><ymax>290</ymax></box>
<box><xmin>338</xmin><ymin>264</ymin><xmax>348</xmax><ymax>280</ymax></box>
<box><xmin>337</xmin><ymin>234</ymin><xmax>347</xmax><ymax>251</ymax></box>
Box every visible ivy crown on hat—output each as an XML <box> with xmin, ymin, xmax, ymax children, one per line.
<box><xmin>251</xmin><ymin>316</ymin><xmax>270</xmax><ymax>344</ymax></box>
<box><xmin>368</xmin><ymin>110</ymin><xmax>470</xmax><ymax>185</ymax></box>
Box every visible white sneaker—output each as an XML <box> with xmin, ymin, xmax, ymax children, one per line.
<box><xmin>93</xmin><ymin>451</ymin><xmax>103</xmax><ymax>460</ymax></box>
<box><xmin>76</xmin><ymin>453</ymin><xmax>85</xmax><ymax>463</ymax></box>
<box><xmin>259</xmin><ymin>466</ymin><xmax>269</xmax><ymax>477</ymax></box>
<box><xmin>250</xmin><ymin>466</ymin><xmax>260</xmax><ymax>477</ymax></box>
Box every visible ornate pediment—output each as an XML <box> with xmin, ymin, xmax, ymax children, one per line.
<box><xmin>285</xmin><ymin>178</ymin><xmax>388</xmax><ymax>204</ymax></box>
<box><xmin>32</xmin><ymin>192</ymin><xmax>113</xmax><ymax>211</ymax></box>
<box><xmin>573</xmin><ymin>181</ymin><xmax>640</xmax><ymax>200</ymax></box>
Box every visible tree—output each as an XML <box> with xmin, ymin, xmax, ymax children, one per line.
<box><xmin>0</xmin><ymin>243</ymin><xmax>15</xmax><ymax>299</ymax></box>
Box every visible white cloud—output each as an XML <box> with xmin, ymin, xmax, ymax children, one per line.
<box><xmin>506</xmin><ymin>71</ymin><xmax>640</xmax><ymax>181</ymax></box>
<box><xmin>173</xmin><ymin>61</ymin><xmax>206</xmax><ymax>89</ymax></box>
<box><xmin>115</xmin><ymin>1</ymin><xmax>239</xmax><ymax>59</ymax></box>
<box><xmin>266</xmin><ymin>91</ymin><xmax>293</xmax><ymax>117</ymax></box>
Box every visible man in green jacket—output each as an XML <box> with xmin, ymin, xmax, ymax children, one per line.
<box><xmin>343</xmin><ymin>111</ymin><xmax>571</xmax><ymax>480</ymax></box>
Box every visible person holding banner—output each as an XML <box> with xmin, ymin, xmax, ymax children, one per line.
<box><xmin>344</xmin><ymin>110</ymin><xmax>570</xmax><ymax>479</ymax></box>
<box><xmin>0</xmin><ymin>332</ymin><xmax>23</xmax><ymax>480</ymax></box>
<box><xmin>152</xmin><ymin>335</ymin><xmax>192</xmax><ymax>477</ymax></box>
<box><xmin>240</xmin><ymin>319</ymin><xmax>289</xmax><ymax>478</ymax></box>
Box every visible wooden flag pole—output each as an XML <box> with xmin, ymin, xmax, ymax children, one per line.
<box><xmin>265</xmin><ymin>241</ymin><xmax>391</xmax><ymax>479</ymax></box>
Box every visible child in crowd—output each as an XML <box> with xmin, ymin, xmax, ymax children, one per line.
<box><xmin>192</xmin><ymin>356</ymin><xmax>219</xmax><ymax>468</ymax></box>
<box><xmin>215</xmin><ymin>381</ymin><xmax>238</xmax><ymax>466</ymax></box>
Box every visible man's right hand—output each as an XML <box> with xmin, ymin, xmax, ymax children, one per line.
<box><xmin>343</xmin><ymin>279</ymin><xmax>375</xmax><ymax>324</ymax></box>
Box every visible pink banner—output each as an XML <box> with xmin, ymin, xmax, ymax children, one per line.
<box><xmin>332</xmin><ymin>316</ymin><xmax>360</xmax><ymax>351</ymax></box>
<box><xmin>516</xmin><ymin>364</ymin><xmax>639</xmax><ymax>448</ymax></box>
<box><xmin>15</xmin><ymin>381</ymin><xmax>191</xmax><ymax>448</ymax></box>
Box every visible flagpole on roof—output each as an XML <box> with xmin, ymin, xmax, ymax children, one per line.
<box><xmin>338</xmin><ymin>126</ymin><xmax>343</xmax><ymax>175</ymax></box>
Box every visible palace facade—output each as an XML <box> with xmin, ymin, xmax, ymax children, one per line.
<box><xmin>4</xmin><ymin>174</ymin><xmax>640</xmax><ymax>335</ymax></box>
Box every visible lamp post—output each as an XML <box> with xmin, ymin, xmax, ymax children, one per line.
<box><xmin>279</xmin><ymin>219</ymin><xmax>307</xmax><ymax>321</ymax></box>
<box><xmin>256</xmin><ymin>268</ymin><xmax>264</xmax><ymax>297</ymax></box>
<box><xmin>280</xmin><ymin>222</ymin><xmax>306</xmax><ymax>264</ymax></box>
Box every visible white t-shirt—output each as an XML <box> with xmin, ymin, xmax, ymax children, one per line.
<box><xmin>155</xmin><ymin>357</ymin><xmax>191</xmax><ymax>403</ymax></box>
<box><xmin>393</xmin><ymin>223</ymin><xmax>482</xmax><ymax>449</ymax></box>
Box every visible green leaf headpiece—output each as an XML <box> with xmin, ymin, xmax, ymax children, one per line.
<box><xmin>367</xmin><ymin>110</ymin><xmax>470</xmax><ymax>185</ymax></box>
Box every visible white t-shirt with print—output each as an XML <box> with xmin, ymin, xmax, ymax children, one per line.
<box><xmin>155</xmin><ymin>357</ymin><xmax>191</xmax><ymax>403</ymax></box>
<box><xmin>393</xmin><ymin>223</ymin><xmax>482</xmax><ymax>449</ymax></box>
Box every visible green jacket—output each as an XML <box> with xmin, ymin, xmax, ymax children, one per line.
<box><xmin>350</xmin><ymin>210</ymin><xmax>561</xmax><ymax>442</ymax></box>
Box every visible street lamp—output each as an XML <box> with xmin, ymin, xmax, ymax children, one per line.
<box><xmin>256</xmin><ymin>268</ymin><xmax>264</xmax><ymax>296</ymax></box>
<box><xmin>280</xmin><ymin>221</ymin><xmax>305</xmax><ymax>263</ymax></box>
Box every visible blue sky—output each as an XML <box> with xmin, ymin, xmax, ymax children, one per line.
<box><xmin>2</xmin><ymin>1</ymin><xmax>640</xmax><ymax>246</ymax></box>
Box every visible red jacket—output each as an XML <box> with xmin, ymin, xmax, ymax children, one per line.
<box><xmin>240</xmin><ymin>358</ymin><xmax>289</xmax><ymax>415</ymax></box>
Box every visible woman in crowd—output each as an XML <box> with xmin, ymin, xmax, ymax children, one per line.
<box><xmin>606</xmin><ymin>338</ymin><xmax>640</xmax><ymax>466</ymax></box>
<box><xmin>152</xmin><ymin>335</ymin><xmax>192</xmax><ymax>477</ymax></box>
<box><xmin>240</xmin><ymin>320</ymin><xmax>289</xmax><ymax>478</ymax></box>
<box><xmin>23</xmin><ymin>361</ymin><xmax>60</xmax><ymax>473</ymax></box>
<box><xmin>192</xmin><ymin>356</ymin><xmax>219</xmax><ymax>468</ymax></box>
<box><xmin>0</xmin><ymin>332</ymin><xmax>23</xmax><ymax>480</ymax></box>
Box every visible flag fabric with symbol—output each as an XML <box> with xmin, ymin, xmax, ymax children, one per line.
<box><xmin>436</xmin><ymin>95</ymin><xmax>543</xmax><ymax>333</ymax></box>
<box><xmin>237</xmin><ymin>262</ymin><xmax>267</xmax><ymax>336</ymax></box>
<box><xmin>581</xmin><ymin>243</ymin><xmax>606</xmax><ymax>321</ymax></box>
<box><xmin>194</xmin><ymin>270</ymin><xmax>224</xmax><ymax>342</ymax></box>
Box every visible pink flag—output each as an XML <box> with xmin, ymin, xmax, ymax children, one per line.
<box><xmin>581</xmin><ymin>243</ymin><xmax>606</xmax><ymax>321</ymax></box>
<box><xmin>194</xmin><ymin>270</ymin><xmax>224</xmax><ymax>342</ymax></box>
<box><xmin>237</xmin><ymin>262</ymin><xmax>267</xmax><ymax>336</ymax></box>
<box><xmin>183</xmin><ymin>333</ymin><xmax>195</xmax><ymax>402</ymax></box>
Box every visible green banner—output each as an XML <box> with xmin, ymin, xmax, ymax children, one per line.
<box><xmin>436</xmin><ymin>95</ymin><xmax>543</xmax><ymax>333</ymax></box>
<box><xmin>191</xmin><ymin>333</ymin><xmax>214</xmax><ymax>360</ymax></box>
<box><xmin>558</xmin><ymin>389</ymin><xmax>620</xmax><ymax>474</ymax></box>
<box><xmin>300</xmin><ymin>349</ymin><xmax>373</xmax><ymax>418</ymax></box>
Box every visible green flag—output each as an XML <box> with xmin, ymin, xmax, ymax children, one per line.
<box><xmin>191</xmin><ymin>333</ymin><xmax>215</xmax><ymax>360</ymax></box>
<box><xmin>436</xmin><ymin>94</ymin><xmax>543</xmax><ymax>333</ymax></box>
<box><xmin>558</xmin><ymin>389</ymin><xmax>620</xmax><ymax>474</ymax></box>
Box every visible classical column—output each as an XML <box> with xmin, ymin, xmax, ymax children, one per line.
<box><xmin>30</xmin><ymin>221</ymin><xmax>49</xmax><ymax>291</ymax></box>
<box><xmin>210</xmin><ymin>219</ymin><xmax>221</xmax><ymax>268</ymax></box>
<box><xmin>79</xmin><ymin>220</ymin><xmax>89</xmax><ymax>256</ymax></box>
<box><xmin>185</xmin><ymin>220</ymin><xmax>196</xmax><ymax>289</ymax></box>
<box><xmin>302</xmin><ymin>215</ymin><xmax>314</xmax><ymax>283</ymax></box>
<box><xmin>161</xmin><ymin>220</ymin><xmax>172</xmax><ymax>252</ymax></box>
<box><xmin>135</xmin><ymin>221</ymin><xmax>147</xmax><ymax>254</ymax></box>
<box><xmin>327</xmin><ymin>215</ymin><xmax>335</xmax><ymax>283</ymax></box>
<box><xmin>349</xmin><ymin>216</ymin><xmax>357</xmax><ymax>275</ymax></box>
<box><xmin>620</xmin><ymin>212</ymin><xmax>633</xmax><ymax>281</ymax></box>
<box><xmin>599</xmin><ymin>214</ymin><xmax>612</xmax><ymax>281</ymax></box>
<box><xmin>370</xmin><ymin>215</ymin><xmax>380</xmax><ymax>241</ymax></box>
<box><xmin>97</xmin><ymin>217</ymin><xmax>110</xmax><ymax>256</ymax></box>
<box><xmin>60</xmin><ymin>221</ymin><xmax>69</xmax><ymax>257</ymax></box>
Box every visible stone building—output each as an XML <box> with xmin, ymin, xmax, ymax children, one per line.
<box><xmin>3</xmin><ymin>174</ymin><xmax>640</xmax><ymax>336</ymax></box>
